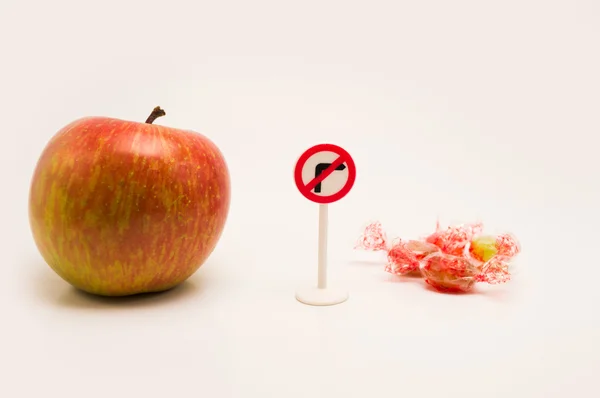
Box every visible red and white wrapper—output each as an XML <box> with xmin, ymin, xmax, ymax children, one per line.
<box><xmin>355</xmin><ymin>221</ymin><xmax>520</xmax><ymax>293</ymax></box>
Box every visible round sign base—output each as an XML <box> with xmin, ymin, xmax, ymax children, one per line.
<box><xmin>295</xmin><ymin>287</ymin><xmax>349</xmax><ymax>306</ymax></box>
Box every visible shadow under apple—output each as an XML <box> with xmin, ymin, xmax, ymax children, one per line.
<box><xmin>31</xmin><ymin>261</ymin><xmax>211</xmax><ymax>310</ymax></box>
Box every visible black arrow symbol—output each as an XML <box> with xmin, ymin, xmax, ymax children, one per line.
<box><xmin>314</xmin><ymin>162</ymin><xmax>346</xmax><ymax>193</ymax></box>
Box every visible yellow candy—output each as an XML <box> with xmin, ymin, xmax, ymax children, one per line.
<box><xmin>470</xmin><ymin>235</ymin><xmax>498</xmax><ymax>262</ymax></box>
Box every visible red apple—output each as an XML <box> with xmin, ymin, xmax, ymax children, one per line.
<box><xmin>28</xmin><ymin>107</ymin><xmax>231</xmax><ymax>296</ymax></box>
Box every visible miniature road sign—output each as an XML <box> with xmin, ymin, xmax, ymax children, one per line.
<box><xmin>293</xmin><ymin>143</ymin><xmax>356</xmax><ymax>306</ymax></box>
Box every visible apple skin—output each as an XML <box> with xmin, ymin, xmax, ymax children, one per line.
<box><xmin>28</xmin><ymin>115</ymin><xmax>230</xmax><ymax>296</ymax></box>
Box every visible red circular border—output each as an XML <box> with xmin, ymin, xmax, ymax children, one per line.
<box><xmin>294</xmin><ymin>143</ymin><xmax>356</xmax><ymax>204</ymax></box>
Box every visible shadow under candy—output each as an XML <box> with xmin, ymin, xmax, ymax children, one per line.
<box><xmin>384</xmin><ymin>270</ymin><xmax>512</xmax><ymax>299</ymax></box>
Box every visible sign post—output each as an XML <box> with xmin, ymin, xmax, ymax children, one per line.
<box><xmin>317</xmin><ymin>203</ymin><xmax>328</xmax><ymax>289</ymax></box>
<box><xmin>293</xmin><ymin>143</ymin><xmax>356</xmax><ymax>306</ymax></box>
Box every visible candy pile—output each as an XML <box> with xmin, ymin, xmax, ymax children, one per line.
<box><xmin>355</xmin><ymin>221</ymin><xmax>521</xmax><ymax>293</ymax></box>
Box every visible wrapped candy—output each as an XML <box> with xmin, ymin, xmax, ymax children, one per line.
<box><xmin>355</xmin><ymin>221</ymin><xmax>521</xmax><ymax>293</ymax></box>
<box><xmin>355</xmin><ymin>221</ymin><xmax>388</xmax><ymax>252</ymax></box>
<box><xmin>420</xmin><ymin>252</ymin><xmax>512</xmax><ymax>293</ymax></box>
<box><xmin>424</xmin><ymin>221</ymin><xmax>483</xmax><ymax>257</ymax></box>
<box><xmin>354</xmin><ymin>221</ymin><xmax>436</xmax><ymax>275</ymax></box>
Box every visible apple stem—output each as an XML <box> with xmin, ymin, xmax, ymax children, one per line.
<box><xmin>145</xmin><ymin>106</ymin><xmax>166</xmax><ymax>124</ymax></box>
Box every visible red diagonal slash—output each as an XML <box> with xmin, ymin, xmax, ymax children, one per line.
<box><xmin>303</xmin><ymin>155</ymin><xmax>346</xmax><ymax>194</ymax></box>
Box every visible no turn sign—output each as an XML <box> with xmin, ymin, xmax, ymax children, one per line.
<box><xmin>294</xmin><ymin>143</ymin><xmax>356</xmax><ymax>204</ymax></box>
<box><xmin>293</xmin><ymin>143</ymin><xmax>356</xmax><ymax>306</ymax></box>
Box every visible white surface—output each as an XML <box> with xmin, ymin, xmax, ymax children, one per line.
<box><xmin>1</xmin><ymin>0</ymin><xmax>600</xmax><ymax>397</ymax></box>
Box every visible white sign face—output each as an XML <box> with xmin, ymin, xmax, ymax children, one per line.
<box><xmin>294</xmin><ymin>143</ymin><xmax>356</xmax><ymax>205</ymax></box>
<box><xmin>299</xmin><ymin>150</ymin><xmax>350</xmax><ymax>197</ymax></box>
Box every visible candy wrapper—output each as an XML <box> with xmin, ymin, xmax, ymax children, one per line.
<box><xmin>355</xmin><ymin>221</ymin><xmax>520</xmax><ymax>293</ymax></box>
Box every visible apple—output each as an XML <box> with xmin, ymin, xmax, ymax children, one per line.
<box><xmin>28</xmin><ymin>107</ymin><xmax>231</xmax><ymax>296</ymax></box>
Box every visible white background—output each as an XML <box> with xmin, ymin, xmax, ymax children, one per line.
<box><xmin>1</xmin><ymin>1</ymin><xmax>599</xmax><ymax>397</ymax></box>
